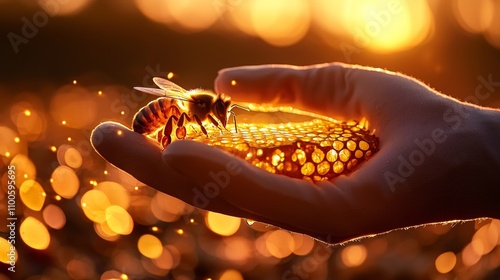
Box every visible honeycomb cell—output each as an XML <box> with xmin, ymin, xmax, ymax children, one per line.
<box><xmin>333</xmin><ymin>141</ymin><xmax>344</xmax><ymax>151</ymax></box>
<box><xmin>339</xmin><ymin>149</ymin><xmax>351</xmax><ymax>162</ymax></box>
<box><xmin>326</xmin><ymin>150</ymin><xmax>338</xmax><ymax>162</ymax></box>
<box><xmin>333</xmin><ymin>161</ymin><xmax>344</xmax><ymax>173</ymax></box>
<box><xmin>301</xmin><ymin>162</ymin><xmax>315</xmax><ymax>176</ymax></box>
<box><xmin>347</xmin><ymin>140</ymin><xmax>357</xmax><ymax>151</ymax></box>
<box><xmin>311</xmin><ymin>149</ymin><xmax>325</xmax><ymax>163</ymax></box>
<box><xmin>317</xmin><ymin>161</ymin><xmax>330</xmax><ymax>175</ymax></box>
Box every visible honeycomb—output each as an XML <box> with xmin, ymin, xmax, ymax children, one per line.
<box><xmin>182</xmin><ymin>104</ymin><xmax>379</xmax><ymax>182</ymax></box>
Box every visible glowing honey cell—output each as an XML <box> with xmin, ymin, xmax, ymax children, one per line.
<box><xmin>359</xmin><ymin>140</ymin><xmax>369</xmax><ymax>151</ymax></box>
<box><xmin>317</xmin><ymin>161</ymin><xmax>330</xmax><ymax>175</ymax></box>
<box><xmin>300</xmin><ymin>162</ymin><xmax>315</xmax><ymax>176</ymax></box>
<box><xmin>20</xmin><ymin>179</ymin><xmax>46</xmax><ymax>211</ymax></box>
<box><xmin>339</xmin><ymin>149</ymin><xmax>350</xmax><ymax>162</ymax></box>
<box><xmin>311</xmin><ymin>149</ymin><xmax>325</xmax><ymax>163</ymax></box>
<box><xmin>333</xmin><ymin>161</ymin><xmax>344</xmax><ymax>174</ymax></box>
<box><xmin>105</xmin><ymin>205</ymin><xmax>133</xmax><ymax>235</ymax></box>
<box><xmin>51</xmin><ymin>165</ymin><xmax>79</xmax><ymax>199</ymax></box>
<box><xmin>0</xmin><ymin>237</ymin><xmax>17</xmax><ymax>264</ymax></box>
<box><xmin>20</xmin><ymin>217</ymin><xmax>50</xmax><ymax>250</ymax></box>
<box><xmin>206</xmin><ymin>212</ymin><xmax>241</xmax><ymax>236</ymax></box>
<box><xmin>81</xmin><ymin>190</ymin><xmax>110</xmax><ymax>223</ymax></box>
<box><xmin>138</xmin><ymin>234</ymin><xmax>163</xmax><ymax>259</ymax></box>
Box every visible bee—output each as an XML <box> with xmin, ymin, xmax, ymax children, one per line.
<box><xmin>132</xmin><ymin>77</ymin><xmax>245</xmax><ymax>148</ymax></box>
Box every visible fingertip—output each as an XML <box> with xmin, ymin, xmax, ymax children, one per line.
<box><xmin>90</xmin><ymin>122</ymin><xmax>129</xmax><ymax>152</ymax></box>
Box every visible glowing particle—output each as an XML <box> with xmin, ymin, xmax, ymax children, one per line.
<box><xmin>151</xmin><ymin>226</ymin><xmax>159</xmax><ymax>232</ymax></box>
<box><xmin>24</xmin><ymin>110</ymin><xmax>31</xmax><ymax>116</ymax></box>
<box><xmin>121</xmin><ymin>274</ymin><xmax>129</xmax><ymax>280</ymax></box>
<box><xmin>190</xmin><ymin>218</ymin><xmax>195</xmax><ymax>223</ymax></box>
<box><xmin>134</xmin><ymin>186</ymin><xmax>139</xmax><ymax>191</ymax></box>
<box><xmin>120</xmin><ymin>111</ymin><xmax>125</xmax><ymax>115</ymax></box>
<box><xmin>167</xmin><ymin>72</ymin><xmax>174</xmax><ymax>79</ymax></box>
<box><xmin>5</xmin><ymin>152</ymin><xmax>10</xmax><ymax>157</ymax></box>
<box><xmin>176</xmin><ymin>229</ymin><xmax>184</xmax><ymax>235</ymax></box>
<box><xmin>104</xmin><ymin>170</ymin><xmax>108</xmax><ymax>175</ymax></box>
<box><xmin>67</xmin><ymin>137</ymin><xmax>72</xmax><ymax>142</ymax></box>
<box><xmin>14</xmin><ymin>137</ymin><xmax>20</xmax><ymax>143</ymax></box>
<box><xmin>55</xmin><ymin>195</ymin><xmax>62</xmax><ymax>201</ymax></box>
<box><xmin>61</xmin><ymin>120</ymin><xmax>67</xmax><ymax>125</ymax></box>
<box><xmin>231</xmin><ymin>80</ymin><xmax>237</xmax><ymax>86</ymax></box>
<box><xmin>23</xmin><ymin>173</ymin><xmax>28</xmax><ymax>179</ymax></box>
<box><xmin>117</xmin><ymin>130</ymin><xmax>123</xmax><ymax>136</ymax></box>
<box><xmin>50</xmin><ymin>146</ymin><xmax>57</xmax><ymax>152</ymax></box>
<box><xmin>73</xmin><ymin>80</ymin><xmax>77</xmax><ymax>84</ymax></box>
<box><xmin>138</xmin><ymin>234</ymin><xmax>163</xmax><ymax>259</ymax></box>
<box><xmin>98</xmin><ymin>91</ymin><xmax>103</xmax><ymax>96</ymax></box>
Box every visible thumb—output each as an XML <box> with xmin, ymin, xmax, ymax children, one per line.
<box><xmin>215</xmin><ymin>63</ymin><xmax>432</xmax><ymax>133</ymax></box>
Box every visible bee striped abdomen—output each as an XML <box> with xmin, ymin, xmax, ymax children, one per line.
<box><xmin>132</xmin><ymin>97</ymin><xmax>179</xmax><ymax>136</ymax></box>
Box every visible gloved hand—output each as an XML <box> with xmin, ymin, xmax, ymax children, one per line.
<box><xmin>91</xmin><ymin>63</ymin><xmax>500</xmax><ymax>243</ymax></box>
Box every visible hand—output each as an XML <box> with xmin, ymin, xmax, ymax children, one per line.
<box><xmin>91</xmin><ymin>63</ymin><xmax>500</xmax><ymax>243</ymax></box>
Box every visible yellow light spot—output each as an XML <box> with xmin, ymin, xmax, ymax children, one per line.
<box><xmin>5</xmin><ymin>151</ymin><xmax>10</xmax><ymax>157</ymax></box>
<box><xmin>105</xmin><ymin>205</ymin><xmax>133</xmax><ymax>235</ymax></box>
<box><xmin>176</xmin><ymin>229</ymin><xmax>184</xmax><ymax>235</ymax></box>
<box><xmin>55</xmin><ymin>195</ymin><xmax>61</xmax><ymax>201</ymax></box>
<box><xmin>190</xmin><ymin>218</ymin><xmax>195</xmax><ymax>223</ymax></box>
<box><xmin>98</xmin><ymin>91</ymin><xmax>103</xmax><ymax>96</ymax></box>
<box><xmin>138</xmin><ymin>234</ymin><xmax>163</xmax><ymax>259</ymax></box>
<box><xmin>121</xmin><ymin>274</ymin><xmax>129</xmax><ymax>280</ymax></box>
<box><xmin>231</xmin><ymin>80</ymin><xmax>237</xmax><ymax>86</ymax></box>
<box><xmin>50</xmin><ymin>146</ymin><xmax>57</xmax><ymax>152</ymax></box>
<box><xmin>219</xmin><ymin>269</ymin><xmax>243</xmax><ymax>280</ymax></box>
<box><xmin>24</xmin><ymin>110</ymin><xmax>31</xmax><ymax>116</ymax></box>
<box><xmin>51</xmin><ymin>166</ymin><xmax>79</xmax><ymax>199</ymax></box>
<box><xmin>151</xmin><ymin>226</ymin><xmax>159</xmax><ymax>232</ymax></box>
<box><xmin>134</xmin><ymin>186</ymin><xmax>139</xmax><ymax>191</ymax></box>
<box><xmin>167</xmin><ymin>72</ymin><xmax>174</xmax><ymax>79</ymax></box>
<box><xmin>246</xmin><ymin>219</ymin><xmax>255</xmax><ymax>226</ymax></box>
<box><xmin>20</xmin><ymin>179</ymin><xmax>45</xmax><ymax>211</ymax></box>
<box><xmin>61</xmin><ymin>120</ymin><xmax>66</xmax><ymax>125</ymax></box>
<box><xmin>73</xmin><ymin>80</ymin><xmax>77</xmax><ymax>84</ymax></box>
<box><xmin>20</xmin><ymin>217</ymin><xmax>50</xmax><ymax>250</ymax></box>
<box><xmin>104</xmin><ymin>170</ymin><xmax>108</xmax><ymax>175</ymax></box>
<box><xmin>23</xmin><ymin>173</ymin><xmax>28</xmax><ymax>179</ymax></box>
<box><xmin>341</xmin><ymin>245</ymin><xmax>367</xmax><ymax>267</ymax></box>
<box><xmin>117</xmin><ymin>130</ymin><xmax>123</xmax><ymax>136</ymax></box>
<box><xmin>67</xmin><ymin>137</ymin><xmax>72</xmax><ymax>142</ymax></box>
<box><xmin>435</xmin><ymin>251</ymin><xmax>456</xmax><ymax>274</ymax></box>
<box><xmin>206</xmin><ymin>212</ymin><xmax>241</xmax><ymax>236</ymax></box>
<box><xmin>0</xmin><ymin>237</ymin><xmax>17</xmax><ymax>264</ymax></box>
<box><xmin>120</xmin><ymin>111</ymin><xmax>125</xmax><ymax>115</ymax></box>
<box><xmin>14</xmin><ymin>137</ymin><xmax>20</xmax><ymax>143</ymax></box>
<box><xmin>81</xmin><ymin>190</ymin><xmax>110</xmax><ymax>223</ymax></box>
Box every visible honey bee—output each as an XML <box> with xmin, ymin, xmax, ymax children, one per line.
<box><xmin>132</xmin><ymin>77</ymin><xmax>245</xmax><ymax>148</ymax></box>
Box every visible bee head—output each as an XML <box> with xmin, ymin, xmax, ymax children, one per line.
<box><xmin>213</xmin><ymin>94</ymin><xmax>231</xmax><ymax>127</ymax></box>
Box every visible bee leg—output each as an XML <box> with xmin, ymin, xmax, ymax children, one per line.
<box><xmin>175</xmin><ymin>112</ymin><xmax>191</xmax><ymax>139</ymax></box>
<box><xmin>161</xmin><ymin>115</ymin><xmax>178</xmax><ymax>149</ymax></box>
<box><xmin>228</xmin><ymin>111</ymin><xmax>238</xmax><ymax>133</ymax></box>
<box><xmin>193</xmin><ymin>115</ymin><xmax>208</xmax><ymax>136</ymax></box>
<box><xmin>207</xmin><ymin>114</ymin><xmax>223</xmax><ymax>132</ymax></box>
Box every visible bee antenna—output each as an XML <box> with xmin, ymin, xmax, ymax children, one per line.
<box><xmin>229</xmin><ymin>104</ymin><xmax>249</xmax><ymax>112</ymax></box>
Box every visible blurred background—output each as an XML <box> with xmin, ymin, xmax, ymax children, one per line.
<box><xmin>1</xmin><ymin>0</ymin><xmax>500</xmax><ymax>279</ymax></box>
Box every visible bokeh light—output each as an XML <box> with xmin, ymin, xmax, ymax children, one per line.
<box><xmin>435</xmin><ymin>251</ymin><xmax>457</xmax><ymax>274</ymax></box>
<box><xmin>20</xmin><ymin>217</ymin><xmax>51</xmax><ymax>250</ymax></box>
<box><xmin>81</xmin><ymin>189</ymin><xmax>111</xmax><ymax>223</ymax></box>
<box><xmin>19</xmin><ymin>179</ymin><xmax>46</xmax><ymax>211</ymax></box>
<box><xmin>0</xmin><ymin>237</ymin><xmax>17</xmax><ymax>264</ymax></box>
<box><xmin>51</xmin><ymin>165</ymin><xmax>80</xmax><ymax>199</ymax></box>
<box><xmin>341</xmin><ymin>244</ymin><xmax>367</xmax><ymax>267</ymax></box>
<box><xmin>43</xmin><ymin>204</ymin><xmax>66</xmax><ymax>230</ymax></box>
<box><xmin>138</xmin><ymin>234</ymin><xmax>163</xmax><ymax>259</ymax></box>
<box><xmin>105</xmin><ymin>205</ymin><xmax>134</xmax><ymax>235</ymax></box>
<box><xmin>206</xmin><ymin>212</ymin><xmax>241</xmax><ymax>236</ymax></box>
<box><xmin>265</xmin><ymin>230</ymin><xmax>294</xmax><ymax>258</ymax></box>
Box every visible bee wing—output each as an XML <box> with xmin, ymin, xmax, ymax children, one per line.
<box><xmin>133</xmin><ymin>87</ymin><xmax>169</xmax><ymax>97</ymax></box>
